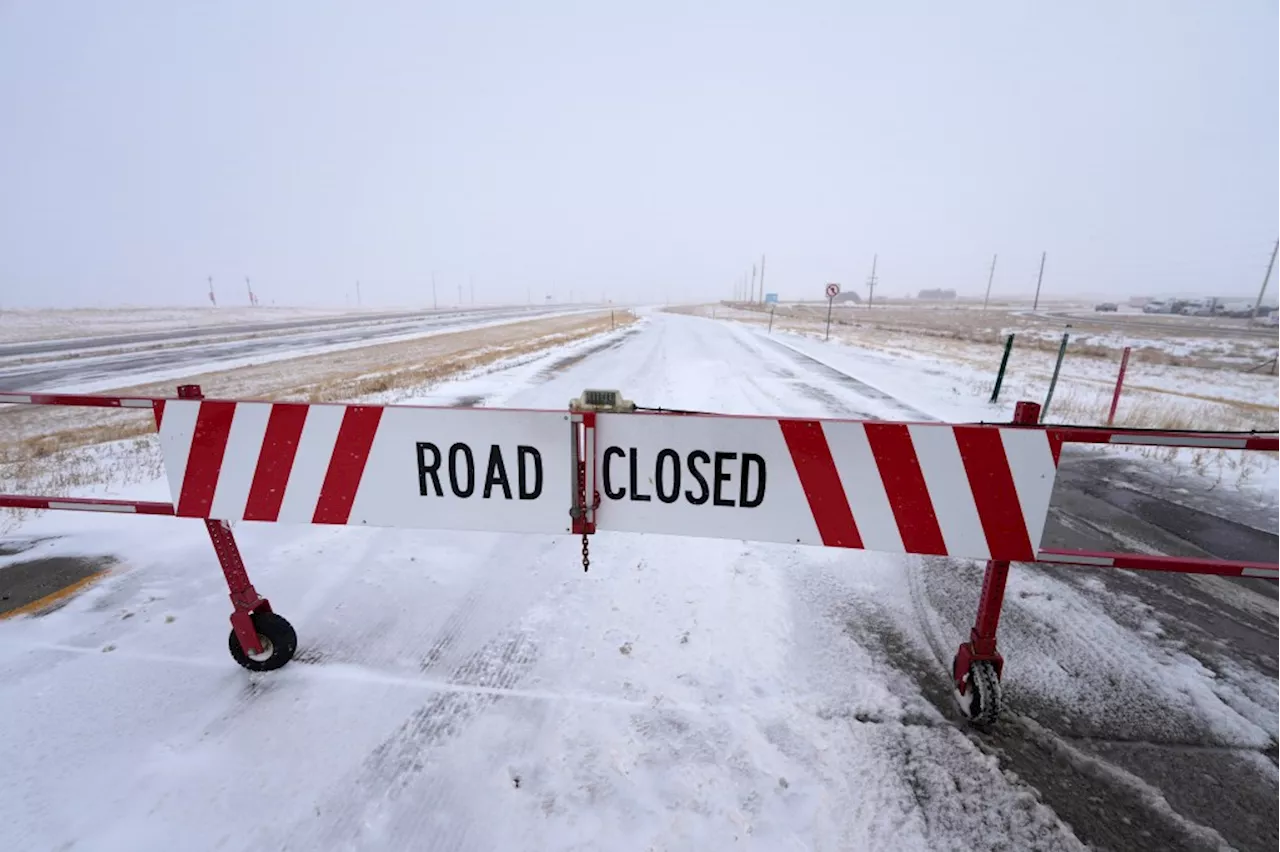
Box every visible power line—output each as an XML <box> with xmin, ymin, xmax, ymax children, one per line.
<box><xmin>982</xmin><ymin>253</ymin><xmax>998</xmax><ymax>312</ymax></box>
<box><xmin>1250</xmin><ymin>239</ymin><xmax>1279</xmax><ymax>321</ymax></box>
<box><xmin>1032</xmin><ymin>251</ymin><xmax>1047</xmax><ymax>311</ymax></box>
<box><xmin>866</xmin><ymin>254</ymin><xmax>878</xmax><ymax>308</ymax></box>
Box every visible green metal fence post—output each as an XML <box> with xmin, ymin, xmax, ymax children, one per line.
<box><xmin>1040</xmin><ymin>332</ymin><xmax>1070</xmax><ymax>423</ymax></box>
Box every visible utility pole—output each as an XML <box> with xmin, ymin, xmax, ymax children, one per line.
<box><xmin>1250</xmin><ymin>239</ymin><xmax>1279</xmax><ymax>321</ymax></box>
<box><xmin>1032</xmin><ymin>251</ymin><xmax>1047</xmax><ymax>311</ymax></box>
<box><xmin>356</xmin><ymin>281</ymin><xmax>362</xmax><ymax>307</ymax></box>
<box><xmin>759</xmin><ymin>255</ymin><xmax>766</xmax><ymax>303</ymax></box>
<box><xmin>982</xmin><ymin>253</ymin><xmax>998</xmax><ymax>312</ymax></box>
<box><xmin>751</xmin><ymin>264</ymin><xmax>757</xmax><ymax>304</ymax></box>
<box><xmin>866</xmin><ymin>254</ymin><xmax>879</xmax><ymax>308</ymax></box>
<box><xmin>432</xmin><ymin>272</ymin><xmax>438</xmax><ymax>310</ymax></box>
<box><xmin>207</xmin><ymin>275</ymin><xmax>217</xmax><ymax>307</ymax></box>
<box><xmin>245</xmin><ymin>276</ymin><xmax>256</xmax><ymax>307</ymax></box>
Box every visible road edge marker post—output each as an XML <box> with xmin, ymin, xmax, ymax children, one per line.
<box><xmin>1106</xmin><ymin>346</ymin><xmax>1131</xmax><ymax>426</ymax></box>
<box><xmin>1040</xmin><ymin>332</ymin><xmax>1069</xmax><ymax>423</ymax></box>
<box><xmin>824</xmin><ymin>282</ymin><xmax>840</xmax><ymax>341</ymax></box>
<box><xmin>768</xmin><ymin>304</ymin><xmax>776</xmax><ymax>334</ymax></box>
<box><xmin>990</xmin><ymin>333</ymin><xmax>1015</xmax><ymax>403</ymax></box>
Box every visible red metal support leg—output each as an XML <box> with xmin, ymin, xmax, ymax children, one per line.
<box><xmin>177</xmin><ymin>384</ymin><xmax>271</xmax><ymax>655</ymax></box>
<box><xmin>953</xmin><ymin>400</ymin><xmax>1041</xmax><ymax>696</ymax></box>
<box><xmin>206</xmin><ymin>518</ymin><xmax>270</xmax><ymax>656</ymax></box>
<box><xmin>953</xmin><ymin>559</ymin><xmax>1010</xmax><ymax>691</ymax></box>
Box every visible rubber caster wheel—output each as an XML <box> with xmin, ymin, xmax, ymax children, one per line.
<box><xmin>228</xmin><ymin>611</ymin><xmax>297</xmax><ymax>672</ymax></box>
<box><xmin>955</xmin><ymin>660</ymin><xmax>1002</xmax><ymax>728</ymax></box>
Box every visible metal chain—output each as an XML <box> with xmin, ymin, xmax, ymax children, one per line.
<box><xmin>577</xmin><ymin>461</ymin><xmax>590</xmax><ymax>572</ymax></box>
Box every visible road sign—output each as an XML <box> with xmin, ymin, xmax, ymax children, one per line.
<box><xmin>764</xmin><ymin>292</ymin><xmax>778</xmax><ymax>304</ymax></box>
<box><xmin>591</xmin><ymin>411</ymin><xmax>1057</xmax><ymax>562</ymax></box>
<box><xmin>159</xmin><ymin>400</ymin><xmax>574</xmax><ymax>534</ymax></box>
<box><xmin>824</xmin><ymin>284</ymin><xmax>840</xmax><ymax>339</ymax></box>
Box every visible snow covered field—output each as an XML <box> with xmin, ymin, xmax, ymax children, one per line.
<box><xmin>703</xmin><ymin>303</ymin><xmax>1280</xmax><ymax>512</ymax></box>
<box><xmin>0</xmin><ymin>312</ymin><xmax>1275</xmax><ymax>851</ymax></box>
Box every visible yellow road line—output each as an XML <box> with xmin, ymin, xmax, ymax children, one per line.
<box><xmin>0</xmin><ymin>570</ymin><xmax>106</xmax><ymax>620</ymax></box>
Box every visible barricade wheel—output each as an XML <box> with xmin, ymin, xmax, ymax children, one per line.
<box><xmin>957</xmin><ymin>660</ymin><xmax>1002</xmax><ymax>728</ymax></box>
<box><xmin>229</xmin><ymin>612</ymin><xmax>298</xmax><ymax>672</ymax></box>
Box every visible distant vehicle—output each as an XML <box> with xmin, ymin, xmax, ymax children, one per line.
<box><xmin>1266</xmin><ymin>310</ymin><xmax>1279</xmax><ymax>327</ymax></box>
<box><xmin>1142</xmin><ymin>300</ymin><xmax>1171</xmax><ymax>314</ymax></box>
<box><xmin>1094</xmin><ymin>302</ymin><xmax>1118</xmax><ymax>312</ymax></box>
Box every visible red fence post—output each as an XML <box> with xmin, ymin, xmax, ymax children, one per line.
<box><xmin>1106</xmin><ymin>346</ymin><xmax>1131</xmax><ymax>427</ymax></box>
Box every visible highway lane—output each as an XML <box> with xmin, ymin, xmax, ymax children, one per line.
<box><xmin>1040</xmin><ymin>309</ymin><xmax>1277</xmax><ymax>337</ymax></box>
<box><xmin>0</xmin><ymin>306</ymin><xmax>589</xmax><ymax>393</ymax></box>
<box><xmin>0</xmin><ymin>307</ymin><xmax>539</xmax><ymax>359</ymax></box>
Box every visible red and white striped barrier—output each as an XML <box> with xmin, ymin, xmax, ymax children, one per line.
<box><xmin>590</xmin><ymin>412</ymin><xmax>1056</xmax><ymax>562</ymax></box>
<box><xmin>149</xmin><ymin>398</ymin><xmax>1059</xmax><ymax>562</ymax></box>
<box><xmin>157</xmin><ymin>399</ymin><xmax>574</xmax><ymax>535</ymax></box>
<box><xmin>0</xmin><ymin>387</ymin><xmax>1275</xmax><ymax>692</ymax></box>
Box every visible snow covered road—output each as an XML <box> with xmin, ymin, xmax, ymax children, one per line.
<box><xmin>0</xmin><ymin>312</ymin><xmax>1275</xmax><ymax>851</ymax></box>
<box><xmin>0</xmin><ymin>306</ymin><xmax>591</xmax><ymax>394</ymax></box>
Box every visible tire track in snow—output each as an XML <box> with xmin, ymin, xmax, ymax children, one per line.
<box><xmin>281</xmin><ymin>618</ymin><xmax>544</xmax><ymax>851</ymax></box>
<box><xmin>711</xmin><ymin>317</ymin><xmax>1270</xmax><ymax>849</ymax></box>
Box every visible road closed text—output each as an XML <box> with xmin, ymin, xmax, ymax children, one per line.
<box><xmin>416</xmin><ymin>441</ymin><xmax>543</xmax><ymax>500</ymax></box>
<box><xmin>602</xmin><ymin>446</ymin><xmax>766</xmax><ymax>507</ymax></box>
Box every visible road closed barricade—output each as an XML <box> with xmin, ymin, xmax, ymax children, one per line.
<box><xmin>589</xmin><ymin>409</ymin><xmax>1057</xmax><ymax>562</ymax></box>
<box><xmin>158</xmin><ymin>396</ymin><xmax>575</xmax><ymax>535</ymax></box>
<box><xmin>1</xmin><ymin>386</ymin><xmax>1275</xmax><ymax>729</ymax></box>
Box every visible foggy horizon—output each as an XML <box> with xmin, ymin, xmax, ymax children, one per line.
<box><xmin>1</xmin><ymin>2</ymin><xmax>1276</xmax><ymax>310</ymax></box>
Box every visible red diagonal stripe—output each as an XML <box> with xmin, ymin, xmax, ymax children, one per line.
<box><xmin>864</xmin><ymin>423</ymin><xmax>947</xmax><ymax>556</ymax></box>
<box><xmin>176</xmin><ymin>401</ymin><xmax>237</xmax><ymax>517</ymax></box>
<box><xmin>243</xmin><ymin>403</ymin><xmax>310</xmax><ymax>522</ymax></box>
<box><xmin>953</xmin><ymin>426</ymin><xmax>1034</xmax><ymax>561</ymax></box>
<box><xmin>779</xmin><ymin>419</ymin><xmax>862</xmax><ymax>548</ymax></box>
<box><xmin>1048</xmin><ymin>433</ymin><xmax>1064</xmax><ymax>466</ymax></box>
<box><xmin>312</xmin><ymin>405</ymin><xmax>383</xmax><ymax>524</ymax></box>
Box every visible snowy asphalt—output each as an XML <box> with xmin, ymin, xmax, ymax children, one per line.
<box><xmin>0</xmin><ymin>307</ymin><xmax>450</xmax><ymax>358</ymax></box>
<box><xmin>0</xmin><ymin>305</ymin><xmax>582</xmax><ymax>392</ymax></box>
<box><xmin>0</xmin><ymin>312</ymin><xmax>1275</xmax><ymax>851</ymax></box>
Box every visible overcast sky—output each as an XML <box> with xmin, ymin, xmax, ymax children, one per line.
<box><xmin>1</xmin><ymin>1</ymin><xmax>1276</xmax><ymax>308</ymax></box>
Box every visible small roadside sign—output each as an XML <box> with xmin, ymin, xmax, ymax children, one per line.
<box><xmin>824</xmin><ymin>283</ymin><xmax>841</xmax><ymax>340</ymax></box>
